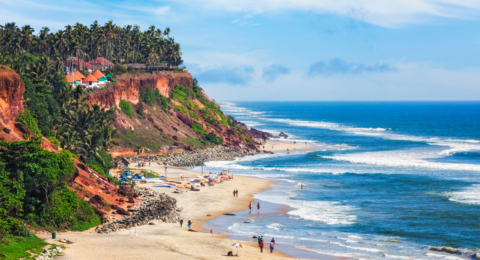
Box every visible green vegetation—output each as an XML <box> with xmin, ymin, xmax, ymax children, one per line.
<box><xmin>191</xmin><ymin>123</ymin><xmax>223</xmax><ymax>145</ymax></box>
<box><xmin>119</xmin><ymin>100</ymin><xmax>134</xmax><ymax>116</ymax></box>
<box><xmin>136</xmin><ymin>107</ymin><xmax>144</xmax><ymax>116</ymax></box>
<box><xmin>0</xmin><ymin>21</ymin><xmax>183</xmax><ymax>71</ymax></box>
<box><xmin>22</xmin><ymin>76</ymin><xmax>60</xmax><ymax>137</ymax></box>
<box><xmin>0</xmin><ymin>235</ymin><xmax>47</xmax><ymax>259</ymax></box>
<box><xmin>172</xmin><ymin>105</ymin><xmax>186</xmax><ymax>115</ymax></box>
<box><xmin>139</xmin><ymin>86</ymin><xmax>170</xmax><ymax>113</ymax></box>
<box><xmin>87</xmin><ymin>164</ymin><xmax>119</xmax><ymax>186</ymax></box>
<box><xmin>16</xmin><ymin>109</ymin><xmax>42</xmax><ymax>138</ymax></box>
<box><xmin>0</xmin><ymin>141</ymin><xmax>100</xmax><ymax>235</ymax></box>
<box><xmin>46</xmin><ymin>136</ymin><xmax>61</xmax><ymax>147</ymax></box>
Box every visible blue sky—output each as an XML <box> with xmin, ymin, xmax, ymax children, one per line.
<box><xmin>1</xmin><ymin>0</ymin><xmax>480</xmax><ymax>100</ymax></box>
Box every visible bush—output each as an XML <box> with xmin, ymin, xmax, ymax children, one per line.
<box><xmin>192</xmin><ymin>123</ymin><xmax>206</xmax><ymax>135</ymax></box>
<box><xmin>0</xmin><ymin>141</ymin><xmax>99</xmax><ymax>230</ymax></box>
<box><xmin>119</xmin><ymin>100</ymin><xmax>134</xmax><ymax>116</ymax></box>
<box><xmin>47</xmin><ymin>136</ymin><xmax>61</xmax><ymax>147</ymax></box>
<box><xmin>172</xmin><ymin>105</ymin><xmax>186</xmax><ymax>115</ymax></box>
<box><xmin>136</xmin><ymin>107</ymin><xmax>144</xmax><ymax>116</ymax></box>
<box><xmin>16</xmin><ymin>109</ymin><xmax>42</xmax><ymax>137</ymax></box>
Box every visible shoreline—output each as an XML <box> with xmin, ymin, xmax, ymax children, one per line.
<box><xmin>43</xmin><ymin>141</ymin><xmax>323</xmax><ymax>259</ymax></box>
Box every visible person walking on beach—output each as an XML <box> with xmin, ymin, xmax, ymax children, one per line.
<box><xmin>236</xmin><ymin>189</ymin><xmax>239</xmax><ymax>197</ymax></box>
<box><xmin>270</xmin><ymin>238</ymin><xmax>275</xmax><ymax>253</ymax></box>
<box><xmin>180</xmin><ymin>219</ymin><xmax>183</xmax><ymax>228</ymax></box>
<box><xmin>249</xmin><ymin>202</ymin><xmax>252</xmax><ymax>214</ymax></box>
<box><xmin>188</xmin><ymin>220</ymin><xmax>192</xmax><ymax>229</ymax></box>
<box><xmin>257</xmin><ymin>202</ymin><xmax>260</xmax><ymax>213</ymax></box>
<box><xmin>233</xmin><ymin>190</ymin><xmax>236</xmax><ymax>197</ymax></box>
<box><xmin>257</xmin><ymin>236</ymin><xmax>262</xmax><ymax>246</ymax></box>
<box><xmin>259</xmin><ymin>240</ymin><xmax>264</xmax><ymax>252</ymax></box>
<box><xmin>301</xmin><ymin>184</ymin><xmax>303</xmax><ymax>191</ymax></box>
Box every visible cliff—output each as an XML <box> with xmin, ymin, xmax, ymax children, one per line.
<box><xmin>85</xmin><ymin>71</ymin><xmax>264</xmax><ymax>153</ymax></box>
<box><xmin>87</xmin><ymin>71</ymin><xmax>193</xmax><ymax>108</ymax></box>
<box><xmin>0</xmin><ymin>65</ymin><xmax>25</xmax><ymax>142</ymax></box>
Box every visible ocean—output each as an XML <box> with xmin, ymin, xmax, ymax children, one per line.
<box><xmin>199</xmin><ymin>101</ymin><xmax>480</xmax><ymax>260</ymax></box>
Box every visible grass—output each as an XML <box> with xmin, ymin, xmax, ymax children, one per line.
<box><xmin>0</xmin><ymin>235</ymin><xmax>48</xmax><ymax>260</ymax></box>
<box><xmin>69</xmin><ymin>218</ymin><xmax>101</xmax><ymax>232</ymax></box>
<box><xmin>118</xmin><ymin>129</ymin><xmax>174</xmax><ymax>153</ymax></box>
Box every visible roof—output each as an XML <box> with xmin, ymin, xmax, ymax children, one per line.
<box><xmin>83</xmin><ymin>74</ymin><xmax>99</xmax><ymax>82</ymax></box>
<box><xmin>66</xmin><ymin>73</ymin><xmax>83</xmax><ymax>83</ymax></box>
<box><xmin>89</xmin><ymin>57</ymin><xmax>115</xmax><ymax>66</ymax></box>
<box><xmin>98</xmin><ymin>76</ymin><xmax>107</xmax><ymax>82</ymax></box>
<box><xmin>62</xmin><ymin>59</ymin><xmax>93</xmax><ymax>69</ymax></box>
<box><xmin>92</xmin><ymin>70</ymin><xmax>106</xmax><ymax>79</ymax></box>
<box><xmin>106</xmin><ymin>74</ymin><xmax>112</xmax><ymax>78</ymax></box>
<box><xmin>74</xmin><ymin>71</ymin><xmax>86</xmax><ymax>79</ymax></box>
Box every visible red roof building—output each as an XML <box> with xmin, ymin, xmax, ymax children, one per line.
<box><xmin>89</xmin><ymin>57</ymin><xmax>115</xmax><ymax>67</ymax></box>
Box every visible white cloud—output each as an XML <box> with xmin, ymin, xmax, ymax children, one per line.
<box><xmin>200</xmin><ymin>61</ymin><xmax>480</xmax><ymax>101</ymax></box>
<box><xmin>154</xmin><ymin>6</ymin><xmax>171</xmax><ymax>16</ymax></box>
<box><xmin>172</xmin><ymin>0</ymin><xmax>480</xmax><ymax>27</ymax></box>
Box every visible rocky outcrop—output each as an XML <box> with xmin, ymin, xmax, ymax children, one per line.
<box><xmin>0</xmin><ymin>66</ymin><xmax>25</xmax><ymax>142</ymax></box>
<box><xmin>248</xmin><ymin>127</ymin><xmax>274</xmax><ymax>140</ymax></box>
<box><xmin>33</xmin><ymin>247</ymin><xmax>63</xmax><ymax>260</ymax></box>
<box><xmin>429</xmin><ymin>247</ymin><xmax>479</xmax><ymax>259</ymax></box>
<box><xmin>124</xmin><ymin>145</ymin><xmax>268</xmax><ymax>167</ymax></box>
<box><xmin>87</xmin><ymin>71</ymin><xmax>193</xmax><ymax>108</ymax></box>
<box><xmin>95</xmin><ymin>187</ymin><xmax>181</xmax><ymax>234</ymax></box>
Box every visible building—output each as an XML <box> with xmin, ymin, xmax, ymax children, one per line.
<box><xmin>66</xmin><ymin>72</ymin><xmax>85</xmax><ymax>86</ymax></box>
<box><xmin>82</xmin><ymin>74</ymin><xmax>99</xmax><ymax>88</ymax></box>
<box><xmin>89</xmin><ymin>57</ymin><xmax>115</xmax><ymax>71</ymax></box>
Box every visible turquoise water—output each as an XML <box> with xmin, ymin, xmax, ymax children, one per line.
<box><xmin>201</xmin><ymin>102</ymin><xmax>480</xmax><ymax>260</ymax></box>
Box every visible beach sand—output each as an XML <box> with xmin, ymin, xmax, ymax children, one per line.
<box><xmin>43</xmin><ymin>141</ymin><xmax>333</xmax><ymax>259</ymax></box>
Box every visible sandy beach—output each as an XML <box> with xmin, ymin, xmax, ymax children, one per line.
<box><xmin>39</xmin><ymin>141</ymin><xmax>324</xmax><ymax>259</ymax></box>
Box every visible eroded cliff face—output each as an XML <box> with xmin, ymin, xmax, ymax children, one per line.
<box><xmin>86</xmin><ymin>71</ymin><xmax>193</xmax><ymax>108</ymax></box>
<box><xmin>0</xmin><ymin>66</ymin><xmax>25</xmax><ymax>142</ymax></box>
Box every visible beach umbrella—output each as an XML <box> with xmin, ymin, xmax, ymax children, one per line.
<box><xmin>176</xmin><ymin>184</ymin><xmax>184</xmax><ymax>188</ymax></box>
<box><xmin>231</xmin><ymin>243</ymin><xmax>245</xmax><ymax>255</ymax></box>
<box><xmin>178</xmin><ymin>174</ymin><xmax>185</xmax><ymax>177</ymax></box>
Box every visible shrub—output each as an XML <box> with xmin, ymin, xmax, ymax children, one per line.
<box><xmin>16</xmin><ymin>109</ymin><xmax>42</xmax><ymax>137</ymax></box>
<box><xmin>119</xmin><ymin>100</ymin><xmax>134</xmax><ymax>116</ymax></box>
<box><xmin>172</xmin><ymin>105</ymin><xmax>186</xmax><ymax>115</ymax></box>
<box><xmin>192</xmin><ymin>123</ymin><xmax>206</xmax><ymax>135</ymax></box>
<box><xmin>47</xmin><ymin>136</ymin><xmax>61</xmax><ymax>147</ymax></box>
<box><xmin>136</xmin><ymin>107</ymin><xmax>144</xmax><ymax>116</ymax></box>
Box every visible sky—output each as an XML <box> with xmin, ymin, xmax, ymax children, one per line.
<box><xmin>1</xmin><ymin>0</ymin><xmax>480</xmax><ymax>101</ymax></box>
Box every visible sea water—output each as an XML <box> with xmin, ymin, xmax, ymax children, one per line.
<box><xmin>199</xmin><ymin>101</ymin><xmax>480</xmax><ymax>260</ymax></box>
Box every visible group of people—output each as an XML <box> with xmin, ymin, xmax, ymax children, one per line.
<box><xmin>257</xmin><ymin>236</ymin><xmax>275</xmax><ymax>253</ymax></box>
<box><xmin>137</xmin><ymin>160</ymin><xmax>151</xmax><ymax>167</ymax></box>
<box><xmin>233</xmin><ymin>189</ymin><xmax>239</xmax><ymax>197</ymax></box>
<box><xmin>248</xmin><ymin>202</ymin><xmax>260</xmax><ymax>214</ymax></box>
<box><xmin>179</xmin><ymin>219</ymin><xmax>192</xmax><ymax>229</ymax></box>
<box><xmin>189</xmin><ymin>165</ymin><xmax>196</xmax><ymax>169</ymax></box>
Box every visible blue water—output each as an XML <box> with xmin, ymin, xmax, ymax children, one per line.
<box><xmin>202</xmin><ymin>102</ymin><xmax>480</xmax><ymax>260</ymax></box>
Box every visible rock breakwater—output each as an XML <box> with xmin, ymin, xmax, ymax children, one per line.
<box><xmin>121</xmin><ymin>145</ymin><xmax>269</xmax><ymax>167</ymax></box>
<box><xmin>95</xmin><ymin>187</ymin><xmax>181</xmax><ymax>234</ymax></box>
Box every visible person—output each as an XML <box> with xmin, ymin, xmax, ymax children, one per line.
<box><xmin>188</xmin><ymin>220</ymin><xmax>192</xmax><ymax>229</ymax></box>
<box><xmin>270</xmin><ymin>239</ymin><xmax>275</xmax><ymax>253</ymax></box>
<box><xmin>257</xmin><ymin>236</ymin><xmax>262</xmax><ymax>246</ymax></box>
<box><xmin>233</xmin><ymin>190</ymin><xmax>236</xmax><ymax>197</ymax></box>
<box><xmin>301</xmin><ymin>184</ymin><xmax>303</xmax><ymax>191</ymax></box>
<box><xmin>249</xmin><ymin>202</ymin><xmax>252</xmax><ymax>214</ymax></box>
<box><xmin>257</xmin><ymin>202</ymin><xmax>260</xmax><ymax>213</ymax></box>
<box><xmin>236</xmin><ymin>189</ymin><xmax>239</xmax><ymax>197</ymax></box>
<box><xmin>259</xmin><ymin>240</ymin><xmax>264</xmax><ymax>252</ymax></box>
<box><xmin>305</xmin><ymin>141</ymin><xmax>307</xmax><ymax>145</ymax></box>
<box><xmin>180</xmin><ymin>219</ymin><xmax>183</xmax><ymax>227</ymax></box>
